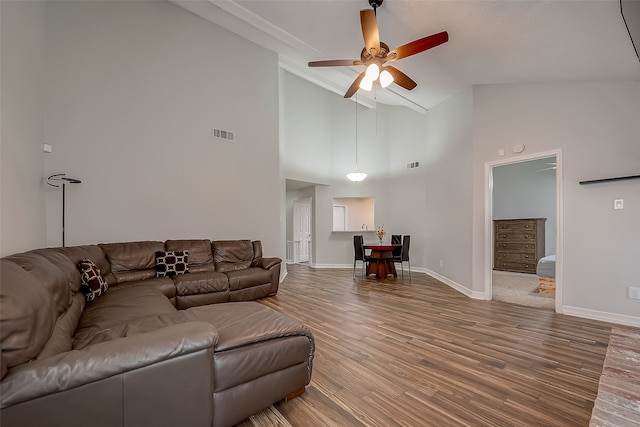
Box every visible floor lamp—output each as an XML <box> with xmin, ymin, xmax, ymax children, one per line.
<box><xmin>46</xmin><ymin>173</ymin><xmax>82</xmax><ymax>247</ymax></box>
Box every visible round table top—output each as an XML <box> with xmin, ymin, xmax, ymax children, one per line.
<box><xmin>363</xmin><ymin>244</ymin><xmax>400</xmax><ymax>251</ymax></box>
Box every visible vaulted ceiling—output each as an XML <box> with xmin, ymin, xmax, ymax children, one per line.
<box><xmin>172</xmin><ymin>0</ymin><xmax>640</xmax><ymax>113</ymax></box>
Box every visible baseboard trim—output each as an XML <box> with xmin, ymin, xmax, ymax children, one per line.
<box><xmin>309</xmin><ymin>263</ymin><xmax>351</xmax><ymax>269</ymax></box>
<box><xmin>562</xmin><ymin>306</ymin><xmax>640</xmax><ymax>328</ymax></box>
<box><xmin>422</xmin><ymin>268</ymin><xmax>486</xmax><ymax>300</ymax></box>
<box><xmin>279</xmin><ymin>269</ymin><xmax>288</xmax><ymax>283</ymax></box>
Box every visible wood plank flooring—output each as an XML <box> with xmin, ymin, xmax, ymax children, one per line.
<box><xmin>257</xmin><ymin>265</ymin><xmax>614</xmax><ymax>427</ymax></box>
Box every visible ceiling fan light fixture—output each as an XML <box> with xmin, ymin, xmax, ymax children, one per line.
<box><xmin>365</xmin><ymin>63</ymin><xmax>380</xmax><ymax>80</ymax></box>
<box><xmin>379</xmin><ymin>69</ymin><xmax>394</xmax><ymax>88</ymax></box>
<box><xmin>359</xmin><ymin>77</ymin><xmax>373</xmax><ymax>91</ymax></box>
<box><xmin>309</xmin><ymin>3</ymin><xmax>448</xmax><ymax>98</ymax></box>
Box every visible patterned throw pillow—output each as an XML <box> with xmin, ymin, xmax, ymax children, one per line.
<box><xmin>77</xmin><ymin>258</ymin><xmax>109</xmax><ymax>302</ymax></box>
<box><xmin>155</xmin><ymin>250</ymin><xmax>189</xmax><ymax>277</ymax></box>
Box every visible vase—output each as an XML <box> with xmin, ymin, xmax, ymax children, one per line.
<box><xmin>378</xmin><ymin>238</ymin><xmax>383</xmax><ymax>245</ymax></box>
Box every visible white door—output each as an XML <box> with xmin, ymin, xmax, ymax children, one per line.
<box><xmin>293</xmin><ymin>201</ymin><xmax>311</xmax><ymax>262</ymax></box>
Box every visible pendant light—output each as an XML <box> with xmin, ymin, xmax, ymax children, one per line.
<box><xmin>347</xmin><ymin>94</ymin><xmax>367</xmax><ymax>182</ymax></box>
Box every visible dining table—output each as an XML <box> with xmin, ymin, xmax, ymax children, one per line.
<box><xmin>363</xmin><ymin>243</ymin><xmax>401</xmax><ymax>280</ymax></box>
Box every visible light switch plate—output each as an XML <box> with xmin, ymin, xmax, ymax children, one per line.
<box><xmin>614</xmin><ymin>199</ymin><xmax>624</xmax><ymax>210</ymax></box>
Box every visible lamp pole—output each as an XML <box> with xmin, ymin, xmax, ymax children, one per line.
<box><xmin>46</xmin><ymin>174</ymin><xmax>81</xmax><ymax>247</ymax></box>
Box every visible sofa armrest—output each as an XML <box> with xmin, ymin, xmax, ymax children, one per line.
<box><xmin>252</xmin><ymin>257</ymin><xmax>281</xmax><ymax>270</ymax></box>
<box><xmin>1</xmin><ymin>321</ymin><xmax>218</xmax><ymax>408</ymax></box>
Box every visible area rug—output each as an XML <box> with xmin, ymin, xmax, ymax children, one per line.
<box><xmin>492</xmin><ymin>270</ymin><xmax>555</xmax><ymax>309</ymax></box>
<box><xmin>590</xmin><ymin>327</ymin><xmax>640</xmax><ymax>426</ymax></box>
<box><xmin>236</xmin><ymin>405</ymin><xmax>292</xmax><ymax>427</ymax></box>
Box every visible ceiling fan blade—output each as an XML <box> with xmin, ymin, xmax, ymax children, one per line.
<box><xmin>385</xmin><ymin>66</ymin><xmax>417</xmax><ymax>91</ymax></box>
<box><xmin>388</xmin><ymin>31</ymin><xmax>449</xmax><ymax>61</ymax></box>
<box><xmin>308</xmin><ymin>59</ymin><xmax>359</xmax><ymax>67</ymax></box>
<box><xmin>360</xmin><ymin>9</ymin><xmax>380</xmax><ymax>56</ymax></box>
<box><xmin>344</xmin><ymin>71</ymin><xmax>366</xmax><ymax>98</ymax></box>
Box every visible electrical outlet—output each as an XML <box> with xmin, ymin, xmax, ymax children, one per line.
<box><xmin>439</xmin><ymin>260</ymin><xmax>444</xmax><ymax>267</ymax></box>
<box><xmin>629</xmin><ymin>287</ymin><xmax>640</xmax><ymax>300</ymax></box>
<box><xmin>614</xmin><ymin>199</ymin><xmax>624</xmax><ymax>210</ymax></box>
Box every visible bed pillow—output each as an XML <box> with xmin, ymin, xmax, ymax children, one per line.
<box><xmin>155</xmin><ymin>250</ymin><xmax>189</xmax><ymax>277</ymax></box>
<box><xmin>77</xmin><ymin>258</ymin><xmax>109</xmax><ymax>302</ymax></box>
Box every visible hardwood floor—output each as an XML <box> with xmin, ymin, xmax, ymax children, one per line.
<box><xmin>258</xmin><ymin>265</ymin><xmax>613</xmax><ymax>427</ymax></box>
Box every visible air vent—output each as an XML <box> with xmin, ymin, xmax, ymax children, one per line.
<box><xmin>212</xmin><ymin>127</ymin><xmax>235</xmax><ymax>142</ymax></box>
<box><xmin>406</xmin><ymin>161</ymin><xmax>420</xmax><ymax>170</ymax></box>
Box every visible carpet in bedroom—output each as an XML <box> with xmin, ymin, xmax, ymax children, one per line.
<box><xmin>492</xmin><ymin>270</ymin><xmax>554</xmax><ymax>309</ymax></box>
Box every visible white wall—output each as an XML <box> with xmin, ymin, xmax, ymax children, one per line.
<box><xmin>0</xmin><ymin>1</ymin><xmax>47</xmax><ymax>256</ymax></box>
<box><xmin>282</xmin><ymin>71</ymin><xmax>475</xmax><ymax>283</ymax></box>
<box><xmin>473</xmin><ymin>82</ymin><xmax>640</xmax><ymax>322</ymax></box>
<box><xmin>282</xmin><ymin>71</ymin><xmax>393</xmax><ymax>267</ymax></box>
<box><xmin>421</xmin><ymin>88</ymin><xmax>474</xmax><ymax>288</ymax></box>
<box><xmin>40</xmin><ymin>1</ymin><xmax>282</xmax><ymax>257</ymax></box>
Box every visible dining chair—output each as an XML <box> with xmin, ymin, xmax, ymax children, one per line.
<box><xmin>353</xmin><ymin>235</ymin><xmax>371</xmax><ymax>280</ymax></box>
<box><xmin>393</xmin><ymin>235</ymin><xmax>411</xmax><ymax>282</ymax></box>
<box><xmin>391</xmin><ymin>234</ymin><xmax>402</xmax><ymax>258</ymax></box>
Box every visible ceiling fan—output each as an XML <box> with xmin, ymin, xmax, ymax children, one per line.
<box><xmin>308</xmin><ymin>0</ymin><xmax>449</xmax><ymax>98</ymax></box>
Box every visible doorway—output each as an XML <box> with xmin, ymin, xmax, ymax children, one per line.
<box><xmin>486</xmin><ymin>149</ymin><xmax>563</xmax><ymax>312</ymax></box>
<box><xmin>293</xmin><ymin>199</ymin><xmax>311</xmax><ymax>263</ymax></box>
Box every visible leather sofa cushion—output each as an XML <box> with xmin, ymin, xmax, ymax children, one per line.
<box><xmin>165</xmin><ymin>240</ymin><xmax>214</xmax><ymax>273</ymax></box>
<box><xmin>99</xmin><ymin>241</ymin><xmax>164</xmax><ymax>283</ymax></box>
<box><xmin>4</xmin><ymin>251</ymin><xmax>75</xmax><ymax>318</ymax></box>
<box><xmin>187</xmin><ymin>302</ymin><xmax>313</xmax><ymax>352</ymax></box>
<box><xmin>74</xmin><ymin>285</ymin><xmax>176</xmax><ymax>348</ymax></box>
<box><xmin>108</xmin><ymin>277</ymin><xmax>176</xmax><ymax>299</ymax></box>
<box><xmin>252</xmin><ymin>241</ymin><xmax>263</xmax><ymax>259</ymax></box>
<box><xmin>176</xmin><ymin>293</ymin><xmax>229</xmax><ymax>310</ymax></box>
<box><xmin>0</xmin><ymin>260</ymin><xmax>57</xmax><ymax>370</ymax></box>
<box><xmin>225</xmin><ymin>268</ymin><xmax>273</xmax><ymax>291</ymax></box>
<box><xmin>186</xmin><ymin>302</ymin><xmax>313</xmax><ymax>391</ymax></box>
<box><xmin>47</xmin><ymin>245</ymin><xmax>112</xmax><ymax>280</ymax></box>
<box><xmin>213</xmin><ymin>240</ymin><xmax>253</xmax><ymax>272</ymax></box>
<box><xmin>173</xmin><ymin>271</ymin><xmax>228</xmax><ymax>296</ymax></box>
<box><xmin>37</xmin><ymin>293</ymin><xmax>85</xmax><ymax>360</ymax></box>
<box><xmin>73</xmin><ymin>310</ymin><xmax>202</xmax><ymax>350</ymax></box>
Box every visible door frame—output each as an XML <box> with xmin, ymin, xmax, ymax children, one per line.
<box><xmin>484</xmin><ymin>148</ymin><xmax>563</xmax><ymax>313</ymax></box>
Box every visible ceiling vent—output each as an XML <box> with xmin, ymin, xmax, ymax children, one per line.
<box><xmin>406</xmin><ymin>161</ymin><xmax>420</xmax><ymax>170</ymax></box>
<box><xmin>212</xmin><ymin>127</ymin><xmax>235</xmax><ymax>142</ymax></box>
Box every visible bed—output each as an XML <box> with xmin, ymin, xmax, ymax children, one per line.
<box><xmin>537</xmin><ymin>255</ymin><xmax>556</xmax><ymax>295</ymax></box>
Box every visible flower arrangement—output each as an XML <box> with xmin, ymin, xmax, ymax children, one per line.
<box><xmin>375</xmin><ymin>225</ymin><xmax>386</xmax><ymax>243</ymax></box>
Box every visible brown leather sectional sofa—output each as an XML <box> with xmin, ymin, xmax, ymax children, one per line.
<box><xmin>0</xmin><ymin>239</ymin><xmax>315</xmax><ymax>427</ymax></box>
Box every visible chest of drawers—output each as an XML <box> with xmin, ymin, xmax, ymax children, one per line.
<box><xmin>493</xmin><ymin>218</ymin><xmax>546</xmax><ymax>274</ymax></box>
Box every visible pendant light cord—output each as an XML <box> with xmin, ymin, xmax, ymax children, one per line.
<box><xmin>355</xmin><ymin>93</ymin><xmax>359</xmax><ymax>166</ymax></box>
